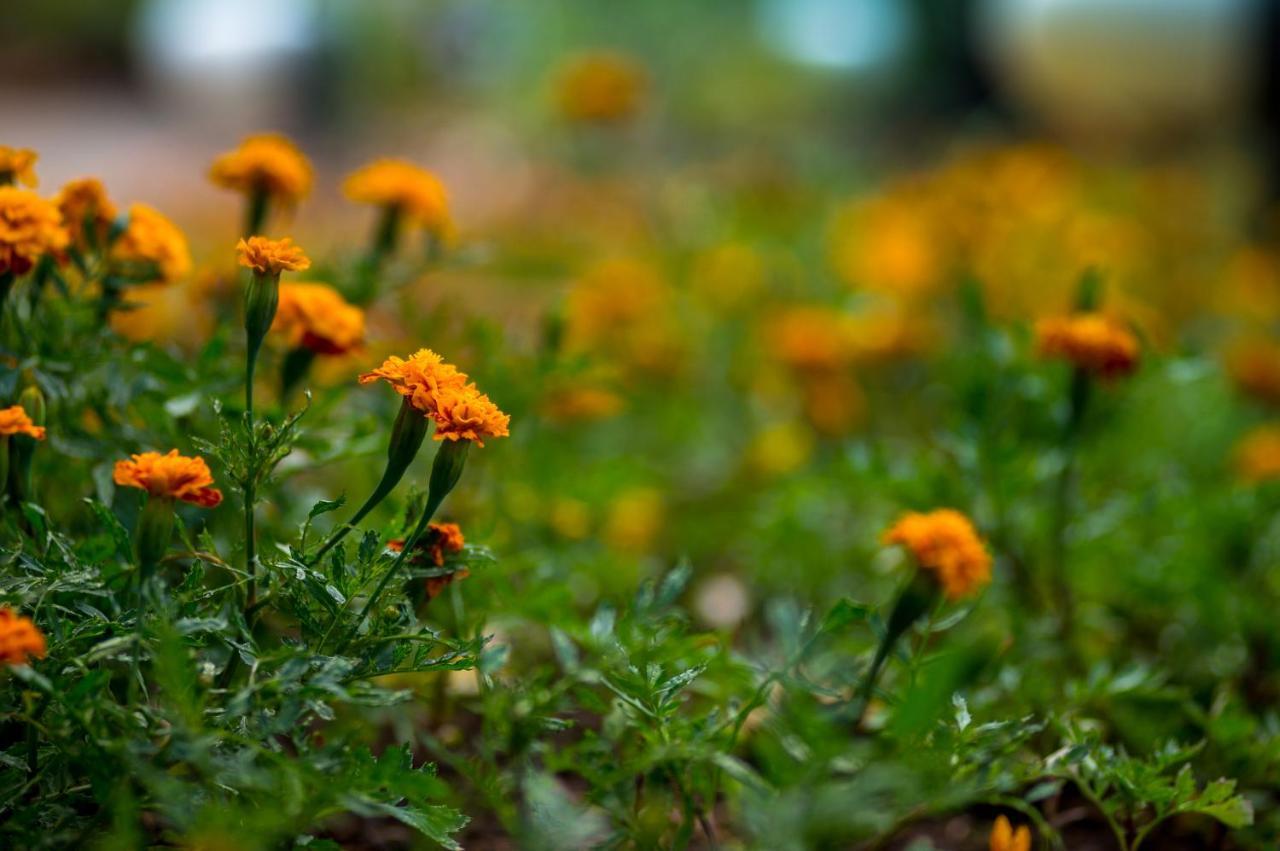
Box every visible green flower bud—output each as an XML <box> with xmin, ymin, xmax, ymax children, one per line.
<box><xmin>135</xmin><ymin>495</ymin><xmax>176</xmax><ymax>575</ymax></box>
<box><xmin>7</xmin><ymin>381</ymin><xmax>46</xmax><ymax>505</ymax></box>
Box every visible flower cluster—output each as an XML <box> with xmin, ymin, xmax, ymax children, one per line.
<box><xmin>342</xmin><ymin>159</ymin><xmax>450</xmax><ymax>233</ymax></box>
<box><xmin>112</xmin><ymin>203</ymin><xmax>191</xmax><ymax>284</ymax></box>
<box><xmin>236</xmin><ymin>236</ymin><xmax>311</xmax><ymax>276</ymax></box>
<box><xmin>209</xmin><ymin>133</ymin><xmax>312</xmax><ymax>202</ymax></box>
<box><xmin>1035</xmin><ymin>312</ymin><xmax>1140</xmax><ymax>378</ymax></box>
<box><xmin>0</xmin><ymin>405</ymin><xmax>46</xmax><ymax>440</ymax></box>
<box><xmin>882</xmin><ymin>509</ymin><xmax>991</xmax><ymax>600</ymax></box>
<box><xmin>272</xmin><ymin>283</ymin><xmax>364</xmax><ymax>355</ymax></box>
<box><xmin>0</xmin><ymin>607</ymin><xmax>46</xmax><ymax>666</ymax></box>
<box><xmin>113</xmin><ymin>450</ymin><xmax>223</xmax><ymax>508</ymax></box>
<box><xmin>0</xmin><ymin>186</ymin><xmax>68</xmax><ymax>276</ymax></box>
<box><xmin>359</xmin><ymin>348</ymin><xmax>510</xmax><ymax>446</ymax></box>
<box><xmin>0</xmin><ymin>146</ymin><xmax>38</xmax><ymax>187</ymax></box>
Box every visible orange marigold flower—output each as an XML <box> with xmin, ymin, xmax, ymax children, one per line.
<box><xmin>113</xmin><ymin>450</ymin><xmax>223</xmax><ymax>508</ymax></box>
<box><xmin>272</xmin><ymin>282</ymin><xmax>364</xmax><ymax>355</ymax></box>
<box><xmin>1035</xmin><ymin>313</ymin><xmax>1139</xmax><ymax>378</ymax></box>
<box><xmin>358</xmin><ymin>348</ymin><xmax>471</xmax><ymax>416</ymax></box>
<box><xmin>883</xmin><ymin>508</ymin><xmax>992</xmax><ymax>600</ymax></box>
<box><xmin>209</xmin><ymin>132</ymin><xmax>312</xmax><ymax>201</ymax></box>
<box><xmin>0</xmin><ymin>147</ymin><xmax>38</xmax><ymax>188</ymax></box>
<box><xmin>541</xmin><ymin>385</ymin><xmax>624</xmax><ymax>424</ymax></box>
<box><xmin>389</xmin><ymin>522</ymin><xmax>466</xmax><ymax>567</ymax></box>
<box><xmin>56</xmin><ymin>178</ymin><xmax>117</xmax><ymax>248</ymax></box>
<box><xmin>342</xmin><ymin>159</ymin><xmax>450</xmax><ymax>232</ymax></box>
<box><xmin>0</xmin><ymin>607</ymin><xmax>46</xmax><ymax>666</ymax></box>
<box><xmin>236</xmin><ymin>235</ymin><xmax>310</xmax><ymax>275</ymax></box>
<box><xmin>0</xmin><ymin>186</ymin><xmax>69</xmax><ymax>276</ymax></box>
<box><xmin>769</xmin><ymin>306</ymin><xmax>852</xmax><ymax>371</ymax></box>
<box><xmin>1225</xmin><ymin>336</ymin><xmax>1280</xmax><ymax>407</ymax></box>
<box><xmin>0</xmin><ymin>405</ymin><xmax>46</xmax><ymax>440</ymax></box>
<box><xmin>112</xmin><ymin>203</ymin><xmax>191</xmax><ymax>284</ymax></box>
<box><xmin>1234</xmin><ymin>425</ymin><xmax>1280</xmax><ymax>483</ymax></box>
<box><xmin>555</xmin><ymin>51</ymin><xmax>646</xmax><ymax>124</ymax></box>
<box><xmin>989</xmin><ymin>815</ymin><xmax>1031</xmax><ymax>851</ymax></box>
<box><xmin>432</xmin><ymin>385</ymin><xmax>511</xmax><ymax>447</ymax></box>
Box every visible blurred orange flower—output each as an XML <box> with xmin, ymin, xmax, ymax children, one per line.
<box><xmin>342</xmin><ymin>159</ymin><xmax>450</xmax><ymax>233</ymax></box>
<box><xmin>989</xmin><ymin>815</ymin><xmax>1031</xmax><ymax>851</ymax></box>
<box><xmin>0</xmin><ymin>187</ymin><xmax>69</xmax><ymax>276</ymax></box>
<box><xmin>112</xmin><ymin>203</ymin><xmax>191</xmax><ymax>284</ymax></box>
<box><xmin>237</xmin><ymin>235</ymin><xmax>310</xmax><ymax>275</ymax></box>
<box><xmin>1225</xmin><ymin>336</ymin><xmax>1280</xmax><ymax>407</ymax></box>
<box><xmin>1035</xmin><ymin>313</ymin><xmax>1139</xmax><ymax>378</ymax></box>
<box><xmin>273</xmin><ymin>282</ymin><xmax>364</xmax><ymax>355</ymax></box>
<box><xmin>0</xmin><ymin>405</ymin><xmax>46</xmax><ymax>440</ymax></box>
<box><xmin>113</xmin><ymin>450</ymin><xmax>222</xmax><ymax>508</ymax></box>
<box><xmin>209</xmin><ymin>133</ymin><xmax>312</xmax><ymax>202</ymax></box>
<box><xmin>389</xmin><ymin>522</ymin><xmax>465</xmax><ymax>567</ymax></box>
<box><xmin>0</xmin><ymin>607</ymin><xmax>46</xmax><ymax>666</ymax></box>
<box><xmin>1234</xmin><ymin>425</ymin><xmax>1280</xmax><ymax>483</ymax></box>
<box><xmin>0</xmin><ymin>147</ymin><xmax>38</xmax><ymax>188</ymax></box>
<box><xmin>56</xmin><ymin>178</ymin><xmax>117</xmax><ymax>249</ymax></box>
<box><xmin>883</xmin><ymin>508</ymin><xmax>991</xmax><ymax>600</ymax></box>
<box><xmin>555</xmin><ymin>51</ymin><xmax>646</xmax><ymax>124</ymax></box>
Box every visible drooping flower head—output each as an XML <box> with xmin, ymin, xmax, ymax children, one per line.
<box><xmin>0</xmin><ymin>187</ymin><xmax>69</xmax><ymax>276</ymax></box>
<box><xmin>236</xmin><ymin>235</ymin><xmax>310</xmax><ymax>276</ymax></box>
<box><xmin>554</xmin><ymin>51</ymin><xmax>646</xmax><ymax>124</ymax></box>
<box><xmin>0</xmin><ymin>147</ymin><xmax>38</xmax><ymax>187</ymax></box>
<box><xmin>1234</xmin><ymin>425</ymin><xmax>1280</xmax><ymax>483</ymax></box>
<box><xmin>111</xmin><ymin>203</ymin><xmax>191</xmax><ymax>284</ymax></box>
<box><xmin>113</xmin><ymin>450</ymin><xmax>223</xmax><ymax>507</ymax></box>
<box><xmin>0</xmin><ymin>405</ymin><xmax>46</xmax><ymax>440</ymax></box>
<box><xmin>882</xmin><ymin>509</ymin><xmax>992</xmax><ymax>600</ymax></box>
<box><xmin>272</xmin><ymin>282</ymin><xmax>365</xmax><ymax>355</ymax></box>
<box><xmin>359</xmin><ymin>349</ymin><xmax>509</xmax><ymax>446</ymax></box>
<box><xmin>342</xmin><ymin>159</ymin><xmax>450</xmax><ymax>233</ymax></box>
<box><xmin>989</xmin><ymin>815</ymin><xmax>1031</xmax><ymax>851</ymax></box>
<box><xmin>0</xmin><ymin>607</ymin><xmax>46</xmax><ymax>666</ymax></box>
<box><xmin>432</xmin><ymin>385</ymin><xmax>511</xmax><ymax>447</ymax></box>
<box><xmin>56</xmin><ymin>178</ymin><xmax>117</xmax><ymax>250</ymax></box>
<box><xmin>209</xmin><ymin>132</ymin><xmax>313</xmax><ymax>202</ymax></box>
<box><xmin>1035</xmin><ymin>312</ymin><xmax>1139</xmax><ymax>379</ymax></box>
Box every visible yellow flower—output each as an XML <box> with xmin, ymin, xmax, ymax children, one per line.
<box><xmin>1225</xmin><ymin>336</ymin><xmax>1280</xmax><ymax>407</ymax></box>
<box><xmin>691</xmin><ymin>242</ymin><xmax>767</xmax><ymax>311</ymax></box>
<box><xmin>359</xmin><ymin>348</ymin><xmax>471</xmax><ymax>416</ymax></box>
<box><xmin>112</xmin><ymin>203</ymin><xmax>191</xmax><ymax>284</ymax></box>
<box><xmin>604</xmin><ymin>487</ymin><xmax>664</xmax><ymax>553</ymax></box>
<box><xmin>1234</xmin><ymin>425</ymin><xmax>1280</xmax><ymax>483</ymax></box>
<box><xmin>0</xmin><ymin>147</ymin><xmax>38</xmax><ymax>188</ymax></box>
<box><xmin>113</xmin><ymin>450</ymin><xmax>223</xmax><ymax>508</ymax></box>
<box><xmin>0</xmin><ymin>607</ymin><xmax>46</xmax><ymax>666</ymax></box>
<box><xmin>342</xmin><ymin>159</ymin><xmax>450</xmax><ymax>233</ymax></box>
<box><xmin>1035</xmin><ymin>313</ymin><xmax>1139</xmax><ymax>379</ymax></box>
<box><xmin>56</xmin><ymin>178</ymin><xmax>117</xmax><ymax>249</ymax></box>
<box><xmin>555</xmin><ymin>51</ymin><xmax>646</xmax><ymax>124</ymax></box>
<box><xmin>883</xmin><ymin>509</ymin><xmax>992</xmax><ymax>600</ymax></box>
<box><xmin>431</xmin><ymin>385</ymin><xmax>511</xmax><ymax>447</ymax></box>
<box><xmin>830</xmin><ymin>195</ymin><xmax>942</xmax><ymax>299</ymax></box>
<box><xmin>989</xmin><ymin>815</ymin><xmax>1031</xmax><ymax>851</ymax></box>
<box><xmin>563</xmin><ymin>258</ymin><xmax>673</xmax><ymax>368</ymax></box>
<box><xmin>272</xmin><ymin>282</ymin><xmax>364</xmax><ymax>355</ymax></box>
<box><xmin>0</xmin><ymin>405</ymin><xmax>46</xmax><ymax>440</ymax></box>
<box><xmin>236</xmin><ymin>235</ymin><xmax>310</xmax><ymax>275</ymax></box>
<box><xmin>208</xmin><ymin>132</ymin><xmax>312</xmax><ymax>202</ymax></box>
<box><xmin>0</xmin><ymin>186</ymin><xmax>69</xmax><ymax>276</ymax></box>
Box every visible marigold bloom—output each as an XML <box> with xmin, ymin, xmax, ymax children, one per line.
<box><xmin>769</xmin><ymin>306</ymin><xmax>852</xmax><ymax>371</ymax></box>
<box><xmin>0</xmin><ymin>186</ymin><xmax>69</xmax><ymax>276</ymax></box>
<box><xmin>1035</xmin><ymin>313</ymin><xmax>1139</xmax><ymax>378</ymax></box>
<box><xmin>112</xmin><ymin>203</ymin><xmax>191</xmax><ymax>284</ymax></box>
<box><xmin>236</xmin><ymin>235</ymin><xmax>310</xmax><ymax>276</ymax></box>
<box><xmin>883</xmin><ymin>509</ymin><xmax>992</xmax><ymax>600</ymax></box>
<box><xmin>555</xmin><ymin>51</ymin><xmax>646</xmax><ymax>124</ymax></box>
<box><xmin>989</xmin><ymin>816</ymin><xmax>1031</xmax><ymax>851</ymax></box>
<box><xmin>208</xmin><ymin>133</ymin><xmax>312</xmax><ymax>201</ymax></box>
<box><xmin>390</xmin><ymin>522</ymin><xmax>465</xmax><ymax>567</ymax></box>
<box><xmin>113</xmin><ymin>450</ymin><xmax>222</xmax><ymax>508</ymax></box>
<box><xmin>272</xmin><ymin>282</ymin><xmax>364</xmax><ymax>355</ymax></box>
<box><xmin>1234</xmin><ymin>425</ymin><xmax>1280</xmax><ymax>483</ymax></box>
<box><xmin>0</xmin><ymin>147</ymin><xmax>38</xmax><ymax>187</ymax></box>
<box><xmin>0</xmin><ymin>607</ymin><xmax>46</xmax><ymax>666</ymax></box>
<box><xmin>541</xmin><ymin>385</ymin><xmax>624</xmax><ymax>423</ymax></box>
<box><xmin>432</xmin><ymin>385</ymin><xmax>511</xmax><ymax>447</ymax></box>
<box><xmin>56</xmin><ymin>178</ymin><xmax>117</xmax><ymax>248</ymax></box>
<box><xmin>1225</xmin><ymin>337</ymin><xmax>1280</xmax><ymax>407</ymax></box>
<box><xmin>359</xmin><ymin>348</ymin><xmax>471</xmax><ymax>416</ymax></box>
<box><xmin>342</xmin><ymin>159</ymin><xmax>450</xmax><ymax>232</ymax></box>
<box><xmin>0</xmin><ymin>405</ymin><xmax>46</xmax><ymax>440</ymax></box>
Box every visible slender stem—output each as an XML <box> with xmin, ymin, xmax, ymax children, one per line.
<box><xmin>244</xmin><ymin>188</ymin><xmax>269</xmax><ymax>238</ymax></box>
<box><xmin>244</xmin><ymin>479</ymin><xmax>257</xmax><ymax>611</ymax></box>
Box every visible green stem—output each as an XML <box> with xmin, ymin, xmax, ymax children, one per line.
<box><xmin>244</xmin><ymin>187</ymin><xmax>269</xmax><ymax>238</ymax></box>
